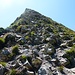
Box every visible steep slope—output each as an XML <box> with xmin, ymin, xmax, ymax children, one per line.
<box><xmin>0</xmin><ymin>8</ymin><xmax>75</xmax><ymax>75</ymax></box>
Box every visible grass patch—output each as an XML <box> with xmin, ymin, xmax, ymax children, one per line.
<box><xmin>0</xmin><ymin>62</ymin><xmax>6</xmax><ymax>67</ymax></box>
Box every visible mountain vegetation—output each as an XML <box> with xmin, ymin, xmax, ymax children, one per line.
<box><xmin>0</xmin><ymin>8</ymin><xmax>75</xmax><ymax>75</ymax></box>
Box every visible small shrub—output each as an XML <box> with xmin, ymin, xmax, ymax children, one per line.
<box><xmin>62</xmin><ymin>35</ymin><xmax>71</xmax><ymax>40</ymax></box>
<box><xmin>31</xmin><ymin>58</ymin><xmax>42</xmax><ymax>72</ymax></box>
<box><xmin>19</xmin><ymin>40</ymin><xmax>25</xmax><ymax>45</ymax></box>
<box><xmin>58</xmin><ymin>65</ymin><xmax>64</xmax><ymax>72</ymax></box>
<box><xmin>63</xmin><ymin>45</ymin><xmax>75</xmax><ymax>68</ymax></box>
<box><xmin>31</xmin><ymin>31</ymin><xmax>35</xmax><ymax>36</ymax></box>
<box><xmin>72</xmin><ymin>37</ymin><xmax>75</xmax><ymax>42</ymax></box>
<box><xmin>32</xmin><ymin>58</ymin><xmax>42</xmax><ymax>66</ymax></box>
<box><xmin>67</xmin><ymin>41</ymin><xmax>73</xmax><ymax>47</ymax></box>
<box><xmin>16</xmin><ymin>25</ymin><xmax>22</xmax><ymax>32</ymax></box>
<box><xmin>10</xmin><ymin>69</ymin><xmax>16</xmax><ymax>75</ymax></box>
<box><xmin>7</xmin><ymin>53</ymin><xmax>14</xmax><ymax>61</ymax></box>
<box><xmin>3</xmin><ymin>53</ymin><xmax>15</xmax><ymax>61</ymax></box>
<box><xmin>65</xmin><ymin>49</ymin><xmax>75</xmax><ymax>57</ymax></box>
<box><xmin>4</xmin><ymin>33</ymin><xmax>15</xmax><ymax>46</ymax></box>
<box><xmin>12</xmin><ymin>45</ymin><xmax>19</xmax><ymax>55</ymax></box>
<box><xmin>21</xmin><ymin>55</ymin><xmax>27</xmax><ymax>60</ymax></box>
<box><xmin>20</xmin><ymin>55</ymin><xmax>27</xmax><ymax>63</ymax></box>
<box><xmin>25</xmin><ymin>36</ymin><xmax>29</xmax><ymax>40</ymax></box>
<box><xmin>65</xmin><ymin>45</ymin><xmax>75</xmax><ymax>57</ymax></box>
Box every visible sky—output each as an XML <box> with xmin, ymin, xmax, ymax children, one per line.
<box><xmin>0</xmin><ymin>0</ymin><xmax>75</xmax><ymax>31</ymax></box>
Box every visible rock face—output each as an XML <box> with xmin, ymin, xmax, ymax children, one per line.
<box><xmin>0</xmin><ymin>8</ymin><xmax>75</xmax><ymax>75</ymax></box>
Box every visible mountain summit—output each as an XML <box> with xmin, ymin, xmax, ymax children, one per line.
<box><xmin>11</xmin><ymin>8</ymin><xmax>52</xmax><ymax>27</ymax></box>
<box><xmin>21</xmin><ymin>8</ymin><xmax>42</xmax><ymax>18</ymax></box>
<box><xmin>0</xmin><ymin>8</ymin><xmax>75</xmax><ymax>75</ymax></box>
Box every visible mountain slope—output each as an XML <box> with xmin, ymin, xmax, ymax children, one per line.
<box><xmin>0</xmin><ymin>8</ymin><xmax>75</xmax><ymax>75</ymax></box>
<box><xmin>10</xmin><ymin>8</ymin><xmax>75</xmax><ymax>34</ymax></box>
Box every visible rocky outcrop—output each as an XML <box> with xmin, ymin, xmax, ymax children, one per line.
<box><xmin>0</xmin><ymin>8</ymin><xmax>75</xmax><ymax>75</ymax></box>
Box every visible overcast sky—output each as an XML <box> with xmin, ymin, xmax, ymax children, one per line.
<box><xmin>0</xmin><ymin>0</ymin><xmax>75</xmax><ymax>31</ymax></box>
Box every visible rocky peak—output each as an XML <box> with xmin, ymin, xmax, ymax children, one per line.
<box><xmin>21</xmin><ymin>8</ymin><xmax>50</xmax><ymax>24</ymax></box>
<box><xmin>2</xmin><ymin>8</ymin><xmax>75</xmax><ymax>75</ymax></box>
<box><xmin>11</xmin><ymin>8</ymin><xmax>51</xmax><ymax>26</ymax></box>
<box><xmin>21</xmin><ymin>8</ymin><xmax>43</xmax><ymax>22</ymax></box>
<box><xmin>21</xmin><ymin>8</ymin><xmax>42</xmax><ymax>17</ymax></box>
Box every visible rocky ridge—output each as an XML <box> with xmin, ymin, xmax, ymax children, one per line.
<box><xmin>0</xmin><ymin>8</ymin><xmax>75</xmax><ymax>75</ymax></box>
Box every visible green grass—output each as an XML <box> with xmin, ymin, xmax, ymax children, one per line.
<box><xmin>25</xmin><ymin>36</ymin><xmax>29</xmax><ymax>40</ymax></box>
<box><xmin>0</xmin><ymin>62</ymin><xmax>6</xmax><ymax>67</ymax></box>
<box><xmin>12</xmin><ymin>45</ymin><xmax>19</xmax><ymax>55</ymax></box>
<box><xmin>10</xmin><ymin>69</ymin><xmax>16</xmax><ymax>75</ymax></box>
<box><xmin>66</xmin><ymin>45</ymin><xmax>75</xmax><ymax>56</ymax></box>
<box><xmin>21</xmin><ymin>55</ymin><xmax>26</xmax><ymax>60</ymax></box>
<box><xmin>58</xmin><ymin>65</ymin><xmax>64</xmax><ymax>72</ymax></box>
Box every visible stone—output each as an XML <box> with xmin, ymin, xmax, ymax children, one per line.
<box><xmin>46</xmin><ymin>37</ymin><xmax>51</xmax><ymax>41</ymax></box>
<box><xmin>59</xmin><ymin>58</ymin><xmax>68</xmax><ymax>66</ymax></box>
<box><xmin>38</xmin><ymin>61</ymin><xmax>53</xmax><ymax>75</ymax></box>
<box><xmin>0</xmin><ymin>64</ymin><xmax>4</xmax><ymax>75</ymax></box>
<box><xmin>2</xmin><ymin>48</ymin><xmax>10</xmax><ymax>55</ymax></box>
<box><xmin>17</xmin><ymin>37</ymin><xmax>25</xmax><ymax>45</ymax></box>
<box><xmin>51</xmin><ymin>59</ymin><xmax>57</xmax><ymax>62</ymax></box>
<box><xmin>44</xmin><ymin>55</ymin><xmax>51</xmax><ymax>61</ymax></box>
<box><xmin>24</xmin><ymin>60</ymin><xmax>33</xmax><ymax>71</ymax></box>
<box><xmin>38</xmin><ymin>68</ymin><xmax>47</xmax><ymax>75</ymax></box>
<box><xmin>27</xmin><ymin>71</ymin><xmax>34</xmax><ymax>75</ymax></box>
<box><xmin>60</xmin><ymin>43</ymin><xmax>67</xmax><ymax>48</ymax></box>
<box><xmin>8</xmin><ymin>60</ymin><xmax>22</xmax><ymax>69</ymax></box>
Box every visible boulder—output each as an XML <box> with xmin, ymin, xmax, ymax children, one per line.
<box><xmin>46</xmin><ymin>37</ymin><xmax>51</xmax><ymax>41</ymax></box>
<box><xmin>38</xmin><ymin>68</ymin><xmax>47</xmax><ymax>75</ymax></box>
<box><xmin>59</xmin><ymin>58</ymin><xmax>68</xmax><ymax>66</ymax></box>
<box><xmin>60</xmin><ymin>43</ymin><xmax>67</xmax><ymax>48</ymax></box>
